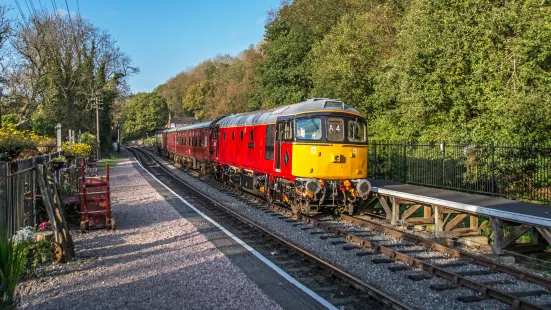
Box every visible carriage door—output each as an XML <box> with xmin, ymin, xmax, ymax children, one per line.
<box><xmin>275</xmin><ymin>118</ymin><xmax>293</xmax><ymax>172</ymax></box>
<box><xmin>214</xmin><ymin>126</ymin><xmax>220</xmax><ymax>159</ymax></box>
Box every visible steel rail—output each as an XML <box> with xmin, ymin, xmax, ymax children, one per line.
<box><xmin>139</xmin><ymin>147</ymin><xmax>549</xmax><ymax>310</ymax></box>
<box><xmin>129</xmin><ymin>147</ymin><xmax>413</xmax><ymax>310</ymax></box>
<box><xmin>340</xmin><ymin>214</ymin><xmax>551</xmax><ymax>290</ymax></box>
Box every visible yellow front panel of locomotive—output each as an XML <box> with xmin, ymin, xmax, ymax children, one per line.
<box><xmin>291</xmin><ymin>143</ymin><xmax>368</xmax><ymax>179</ymax></box>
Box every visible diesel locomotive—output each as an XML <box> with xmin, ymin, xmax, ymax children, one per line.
<box><xmin>155</xmin><ymin>98</ymin><xmax>371</xmax><ymax>215</ymax></box>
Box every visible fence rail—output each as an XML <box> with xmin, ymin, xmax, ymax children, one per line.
<box><xmin>368</xmin><ymin>141</ymin><xmax>551</xmax><ymax>204</ymax></box>
<box><xmin>0</xmin><ymin>152</ymin><xmax>64</xmax><ymax>236</ymax></box>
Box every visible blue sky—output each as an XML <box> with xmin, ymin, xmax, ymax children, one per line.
<box><xmin>4</xmin><ymin>0</ymin><xmax>281</xmax><ymax>93</ymax></box>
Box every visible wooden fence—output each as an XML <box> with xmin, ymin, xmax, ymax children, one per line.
<box><xmin>0</xmin><ymin>152</ymin><xmax>84</xmax><ymax>236</ymax></box>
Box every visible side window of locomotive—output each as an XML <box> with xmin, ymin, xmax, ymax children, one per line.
<box><xmin>283</xmin><ymin>121</ymin><xmax>293</xmax><ymax>141</ymax></box>
<box><xmin>265</xmin><ymin>125</ymin><xmax>275</xmax><ymax>160</ymax></box>
<box><xmin>348</xmin><ymin>120</ymin><xmax>367</xmax><ymax>142</ymax></box>
<box><xmin>326</xmin><ymin>117</ymin><xmax>344</xmax><ymax>141</ymax></box>
<box><xmin>296</xmin><ymin>118</ymin><xmax>321</xmax><ymax>140</ymax></box>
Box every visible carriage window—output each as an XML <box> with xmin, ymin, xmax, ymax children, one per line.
<box><xmin>223</xmin><ymin>132</ymin><xmax>226</xmax><ymax>140</ymax></box>
<box><xmin>250</xmin><ymin>130</ymin><xmax>254</xmax><ymax>141</ymax></box>
<box><xmin>240</xmin><ymin>131</ymin><xmax>244</xmax><ymax>141</ymax></box>
<box><xmin>265</xmin><ymin>125</ymin><xmax>275</xmax><ymax>160</ymax></box>
<box><xmin>326</xmin><ymin>117</ymin><xmax>344</xmax><ymax>141</ymax></box>
<box><xmin>348</xmin><ymin>120</ymin><xmax>367</xmax><ymax>142</ymax></box>
<box><xmin>297</xmin><ymin>118</ymin><xmax>321</xmax><ymax>140</ymax></box>
<box><xmin>232</xmin><ymin>132</ymin><xmax>235</xmax><ymax>140</ymax></box>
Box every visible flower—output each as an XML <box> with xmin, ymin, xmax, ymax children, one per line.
<box><xmin>12</xmin><ymin>226</ymin><xmax>34</xmax><ymax>244</ymax></box>
<box><xmin>62</xmin><ymin>142</ymin><xmax>92</xmax><ymax>158</ymax></box>
<box><xmin>38</xmin><ymin>221</ymin><xmax>51</xmax><ymax>231</ymax></box>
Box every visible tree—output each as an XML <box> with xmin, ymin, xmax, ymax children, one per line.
<box><xmin>5</xmin><ymin>9</ymin><xmax>137</xmax><ymax>144</ymax></box>
<box><xmin>121</xmin><ymin>92</ymin><xmax>168</xmax><ymax>138</ymax></box>
<box><xmin>259</xmin><ymin>0</ymin><xmax>355</xmax><ymax>106</ymax></box>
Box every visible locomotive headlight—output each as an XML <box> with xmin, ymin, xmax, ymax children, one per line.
<box><xmin>305</xmin><ymin>179</ymin><xmax>321</xmax><ymax>195</ymax></box>
<box><xmin>355</xmin><ymin>179</ymin><xmax>372</xmax><ymax>197</ymax></box>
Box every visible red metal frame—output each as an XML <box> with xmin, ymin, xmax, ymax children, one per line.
<box><xmin>79</xmin><ymin>163</ymin><xmax>114</xmax><ymax>232</ymax></box>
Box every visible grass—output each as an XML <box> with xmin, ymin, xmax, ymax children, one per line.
<box><xmin>97</xmin><ymin>151</ymin><xmax>126</xmax><ymax>173</ymax></box>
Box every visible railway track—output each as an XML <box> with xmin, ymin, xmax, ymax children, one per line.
<box><xmin>136</xmin><ymin>147</ymin><xmax>551</xmax><ymax>310</ymax></box>
<box><xmin>127</xmin><ymin>147</ymin><xmax>412</xmax><ymax>310</ymax></box>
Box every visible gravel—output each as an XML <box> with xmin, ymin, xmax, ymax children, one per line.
<box><xmin>18</xmin><ymin>158</ymin><xmax>282</xmax><ymax>310</ymax></box>
<box><xmin>143</xmin><ymin>149</ymin><xmax>551</xmax><ymax>310</ymax></box>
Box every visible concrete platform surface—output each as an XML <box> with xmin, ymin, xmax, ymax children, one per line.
<box><xmin>18</xmin><ymin>157</ymin><xmax>324</xmax><ymax>309</ymax></box>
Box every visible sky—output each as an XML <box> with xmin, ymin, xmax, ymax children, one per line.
<box><xmin>4</xmin><ymin>0</ymin><xmax>282</xmax><ymax>93</ymax></box>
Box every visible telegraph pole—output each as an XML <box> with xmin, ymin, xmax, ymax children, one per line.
<box><xmin>90</xmin><ymin>90</ymin><xmax>103</xmax><ymax>160</ymax></box>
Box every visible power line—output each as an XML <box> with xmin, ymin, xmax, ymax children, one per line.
<box><xmin>76</xmin><ymin>0</ymin><xmax>81</xmax><ymax>18</ymax></box>
<box><xmin>64</xmin><ymin>0</ymin><xmax>72</xmax><ymax>22</ymax></box>
<box><xmin>14</xmin><ymin>0</ymin><xmax>26</xmax><ymax>20</ymax></box>
<box><xmin>28</xmin><ymin>0</ymin><xmax>37</xmax><ymax>14</ymax></box>
<box><xmin>23</xmin><ymin>0</ymin><xmax>33</xmax><ymax>16</ymax></box>
<box><xmin>50</xmin><ymin>0</ymin><xmax>57</xmax><ymax>13</ymax></box>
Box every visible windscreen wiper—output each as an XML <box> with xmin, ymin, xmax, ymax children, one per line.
<box><xmin>308</xmin><ymin>115</ymin><xmax>319</xmax><ymax>129</ymax></box>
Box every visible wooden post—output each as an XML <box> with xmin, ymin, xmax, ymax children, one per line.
<box><xmin>36</xmin><ymin>164</ymin><xmax>75</xmax><ymax>261</ymax></box>
<box><xmin>469</xmin><ymin>214</ymin><xmax>479</xmax><ymax>231</ymax></box>
<box><xmin>434</xmin><ymin>206</ymin><xmax>444</xmax><ymax>237</ymax></box>
<box><xmin>424</xmin><ymin>205</ymin><xmax>432</xmax><ymax>219</ymax></box>
<box><xmin>489</xmin><ymin>217</ymin><xmax>504</xmax><ymax>254</ymax></box>
<box><xmin>56</xmin><ymin>123</ymin><xmax>62</xmax><ymax>152</ymax></box>
<box><xmin>391</xmin><ymin>197</ymin><xmax>399</xmax><ymax>225</ymax></box>
<box><xmin>378</xmin><ymin>196</ymin><xmax>392</xmax><ymax>223</ymax></box>
<box><xmin>0</xmin><ymin>162</ymin><xmax>6</xmax><ymax>234</ymax></box>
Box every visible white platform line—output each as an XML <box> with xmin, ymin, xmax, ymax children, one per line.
<box><xmin>132</xmin><ymin>156</ymin><xmax>338</xmax><ymax>310</ymax></box>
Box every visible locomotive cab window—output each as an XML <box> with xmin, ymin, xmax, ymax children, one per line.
<box><xmin>296</xmin><ymin>117</ymin><xmax>321</xmax><ymax>140</ymax></box>
<box><xmin>278</xmin><ymin>121</ymin><xmax>293</xmax><ymax>141</ymax></box>
<box><xmin>348</xmin><ymin>119</ymin><xmax>367</xmax><ymax>142</ymax></box>
<box><xmin>326</xmin><ymin>117</ymin><xmax>344</xmax><ymax>141</ymax></box>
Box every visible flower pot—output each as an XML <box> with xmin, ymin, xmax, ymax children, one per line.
<box><xmin>37</xmin><ymin>146</ymin><xmax>54</xmax><ymax>154</ymax></box>
<box><xmin>50</xmin><ymin>161</ymin><xmax>65</xmax><ymax>170</ymax></box>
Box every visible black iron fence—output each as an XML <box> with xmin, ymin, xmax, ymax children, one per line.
<box><xmin>368</xmin><ymin>141</ymin><xmax>551</xmax><ymax>204</ymax></box>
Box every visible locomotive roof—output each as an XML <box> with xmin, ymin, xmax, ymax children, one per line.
<box><xmin>216</xmin><ymin>98</ymin><xmax>363</xmax><ymax>128</ymax></box>
<box><xmin>161</xmin><ymin>99</ymin><xmax>363</xmax><ymax>133</ymax></box>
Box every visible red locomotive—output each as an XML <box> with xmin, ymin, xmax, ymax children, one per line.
<box><xmin>155</xmin><ymin>98</ymin><xmax>371</xmax><ymax>215</ymax></box>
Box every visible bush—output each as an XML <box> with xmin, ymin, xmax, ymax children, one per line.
<box><xmin>62</xmin><ymin>142</ymin><xmax>92</xmax><ymax>158</ymax></box>
<box><xmin>0</xmin><ymin>125</ymin><xmax>37</xmax><ymax>160</ymax></box>
<box><xmin>0</xmin><ymin>232</ymin><xmax>26</xmax><ymax>309</ymax></box>
<box><xmin>142</xmin><ymin>136</ymin><xmax>155</xmax><ymax>147</ymax></box>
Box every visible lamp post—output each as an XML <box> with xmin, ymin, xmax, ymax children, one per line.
<box><xmin>117</xmin><ymin>122</ymin><xmax>121</xmax><ymax>153</ymax></box>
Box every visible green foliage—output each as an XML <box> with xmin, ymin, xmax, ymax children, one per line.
<box><xmin>19</xmin><ymin>239</ymin><xmax>53</xmax><ymax>270</ymax></box>
<box><xmin>153</xmin><ymin>0</ymin><xmax>551</xmax><ymax>144</ymax></box>
<box><xmin>0</xmin><ymin>232</ymin><xmax>26</xmax><ymax>309</ymax></box>
<box><xmin>259</xmin><ymin>0</ymin><xmax>355</xmax><ymax>106</ymax></box>
<box><xmin>1</xmin><ymin>114</ymin><xmax>20</xmax><ymax>127</ymax></box>
<box><xmin>121</xmin><ymin>92</ymin><xmax>169</xmax><ymax>138</ymax></box>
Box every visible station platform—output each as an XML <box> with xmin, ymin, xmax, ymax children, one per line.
<box><xmin>369</xmin><ymin>179</ymin><xmax>551</xmax><ymax>228</ymax></box>
<box><xmin>18</xmin><ymin>156</ymin><xmax>327</xmax><ymax>310</ymax></box>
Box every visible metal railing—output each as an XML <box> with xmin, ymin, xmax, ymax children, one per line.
<box><xmin>369</xmin><ymin>141</ymin><xmax>551</xmax><ymax>204</ymax></box>
<box><xmin>0</xmin><ymin>152</ymin><xmax>63</xmax><ymax>236</ymax></box>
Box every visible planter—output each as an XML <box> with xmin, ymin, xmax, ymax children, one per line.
<box><xmin>50</xmin><ymin>161</ymin><xmax>65</xmax><ymax>170</ymax></box>
<box><xmin>36</xmin><ymin>145</ymin><xmax>54</xmax><ymax>154</ymax></box>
